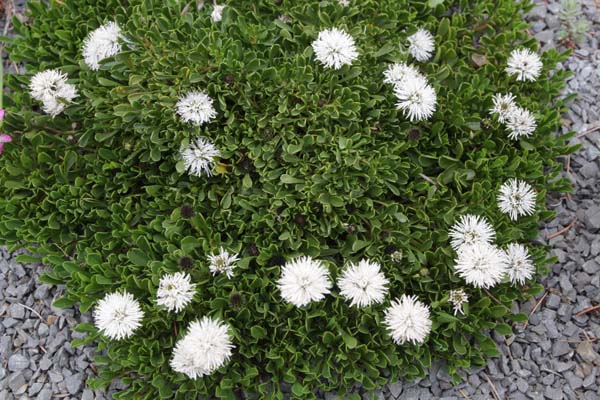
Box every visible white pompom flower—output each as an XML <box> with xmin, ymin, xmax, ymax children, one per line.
<box><xmin>407</xmin><ymin>28</ymin><xmax>435</xmax><ymax>62</ymax></box>
<box><xmin>207</xmin><ymin>248</ymin><xmax>240</xmax><ymax>279</ymax></box>
<box><xmin>383</xmin><ymin>62</ymin><xmax>423</xmax><ymax>87</ymax></box>
<box><xmin>454</xmin><ymin>243</ymin><xmax>508</xmax><ymax>289</ymax></box>
<box><xmin>448</xmin><ymin>289</ymin><xmax>469</xmax><ymax>316</ymax></box>
<box><xmin>337</xmin><ymin>259</ymin><xmax>389</xmax><ymax>307</ymax></box>
<box><xmin>311</xmin><ymin>28</ymin><xmax>358</xmax><ymax>70</ymax></box>
<box><xmin>505</xmin><ymin>48</ymin><xmax>543</xmax><ymax>82</ymax></box>
<box><xmin>176</xmin><ymin>91</ymin><xmax>217</xmax><ymax>126</ymax></box>
<box><xmin>506</xmin><ymin>107</ymin><xmax>536</xmax><ymax>140</ymax></box>
<box><xmin>93</xmin><ymin>291</ymin><xmax>144</xmax><ymax>340</ymax></box>
<box><xmin>394</xmin><ymin>76</ymin><xmax>437</xmax><ymax>122</ymax></box>
<box><xmin>497</xmin><ymin>179</ymin><xmax>536</xmax><ymax>220</ymax></box>
<box><xmin>170</xmin><ymin>316</ymin><xmax>234</xmax><ymax>379</ymax></box>
<box><xmin>504</xmin><ymin>243</ymin><xmax>535</xmax><ymax>285</ymax></box>
<box><xmin>384</xmin><ymin>294</ymin><xmax>432</xmax><ymax>345</ymax></box>
<box><xmin>338</xmin><ymin>0</ymin><xmax>350</xmax><ymax>6</ymax></box>
<box><xmin>82</xmin><ymin>21</ymin><xmax>122</xmax><ymax>70</ymax></box>
<box><xmin>29</xmin><ymin>69</ymin><xmax>78</xmax><ymax>117</ymax></box>
<box><xmin>211</xmin><ymin>4</ymin><xmax>225</xmax><ymax>22</ymax></box>
<box><xmin>157</xmin><ymin>272</ymin><xmax>197</xmax><ymax>312</ymax></box>
<box><xmin>181</xmin><ymin>137</ymin><xmax>221</xmax><ymax>177</ymax></box>
<box><xmin>448</xmin><ymin>214</ymin><xmax>495</xmax><ymax>251</ymax></box>
<box><xmin>278</xmin><ymin>256</ymin><xmax>332</xmax><ymax>307</ymax></box>
<box><xmin>490</xmin><ymin>93</ymin><xmax>517</xmax><ymax>123</ymax></box>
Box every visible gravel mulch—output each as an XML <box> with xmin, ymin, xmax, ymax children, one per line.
<box><xmin>1</xmin><ymin>0</ymin><xmax>599</xmax><ymax>399</ymax></box>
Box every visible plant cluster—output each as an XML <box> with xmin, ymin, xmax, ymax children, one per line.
<box><xmin>557</xmin><ymin>0</ymin><xmax>590</xmax><ymax>46</ymax></box>
<box><xmin>0</xmin><ymin>0</ymin><xmax>576</xmax><ymax>399</ymax></box>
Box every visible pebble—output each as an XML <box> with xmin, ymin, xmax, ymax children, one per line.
<box><xmin>7</xmin><ymin>354</ymin><xmax>29</xmax><ymax>371</ymax></box>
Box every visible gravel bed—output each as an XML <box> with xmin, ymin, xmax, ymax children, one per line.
<box><xmin>1</xmin><ymin>0</ymin><xmax>600</xmax><ymax>399</ymax></box>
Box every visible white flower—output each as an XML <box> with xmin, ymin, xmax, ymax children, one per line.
<box><xmin>490</xmin><ymin>93</ymin><xmax>517</xmax><ymax>123</ymax></box>
<box><xmin>29</xmin><ymin>69</ymin><xmax>78</xmax><ymax>116</ymax></box>
<box><xmin>383</xmin><ymin>62</ymin><xmax>423</xmax><ymax>87</ymax></box>
<box><xmin>176</xmin><ymin>91</ymin><xmax>217</xmax><ymax>126</ymax></box>
<box><xmin>170</xmin><ymin>316</ymin><xmax>234</xmax><ymax>379</ymax></box>
<box><xmin>311</xmin><ymin>28</ymin><xmax>358</xmax><ymax>70</ymax></box>
<box><xmin>338</xmin><ymin>0</ymin><xmax>350</xmax><ymax>5</ymax></box>
<box><xmin>93</xmin><ymin>292</ymin><xmax>144</xmax><ymax>340</ymax></box>
<box><xmin>504</xmin><ymin>243</ymin><xmax>535</xmax><ymax>285</ymax></box>
<box><xmin>448</xmin><ymin>289</ymin><xmax>468</xmax><ymax>316</ymax></box>
<box><xmin>407</xmin><ymin>28</ymin><xmax>435</xmax><ymax>62</ymax></box>
<box><xmin>454</xmin><ymin>243</ymin><xmax>508</xmax><ymax>289</ymax></box>
<box><xmin>384</xmin><ymin>294</ymin><xmax>432</xmax><ymax>345</ymax></box>
<box><xmin>157</xmin><ymin>272</ymin><xmax>197</xmax><ymax>312</ymax></box>
<box><xmin>181</xmin><ymin>137</ymin><xmax>220</xmax><ymax>177</ymax></box>
<box><xmin>211</xmin><ymin>5</ymin><xmax>225</xmax><ymax>22</ymax></box>
<box><xmin>82</xmin><ymin>21</ymin><xmax>122</xmax><ymax>70</ymax></box>
<box><xmin>394</xmin><ymin>76</ymin><xmax>437</xmax><ymax>122</ymax></box>
<box><xmin>278</xmin><ymin>256</ymin><xmax>332</xmax><ymax>307</ymax></box>
<box><xmin>277</xmin><ymin>15</ymin><xmax>292</xmax><ymax>24</ymax></box>
<box><xmin>448</xmin><ymin>214</ymin><xmax>495</xmax><ymax>251</ymax></box>
<box><xmin>497</xmin><ymin>179</ymin><xmax>536</xmax><ymax>220</ymax></box>
<box><xmin>207</xmin><ymin>248</ymin><xmax>240</xmax><ymax>279</ymax></box>
<box><xmin>506</xmin><ymin>107</ymin><xmax>536</xmax><ymax>140</ymax></box>
<box><xmin>506</xmin><ymin>48</ymin><xmax>543</xmax><ymax>82</ymax></box>
<box><xmin>337</xmin><ymin>259</ymin><xmax>389</xmax><ymax>307</ymax></box>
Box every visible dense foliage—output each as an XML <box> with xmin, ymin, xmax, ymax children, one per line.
<box><xmin>0</xmin><ymin>0</ymin><xmax>576</xmax><ymax>398</ymax></box>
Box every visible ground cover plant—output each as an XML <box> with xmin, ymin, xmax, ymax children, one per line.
<box><xmin>0</xmin><ymin>0</ymin><xmax>577</xmax><ymax>398</ymax></box>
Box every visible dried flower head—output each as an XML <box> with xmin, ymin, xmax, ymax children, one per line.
<box><xmin>176</xmin><ymin>91</ymin><xmax>217</xmax><ymax>126</ymax></box>
<box><xmin>506</xmin><ymin>48</ymin><xmax>543</xmax><ymax>82</ymax></box>
<box><xmin>497</xmin><ymin>179</ymin><xmax>536</xmax><ymax>220</ymax></box>
<box><xmin>208</xmin><ymin>247</ymin><xmax>240</xmax><ymax>279</ymax></box>
<box><xmin>277</xmin><ymin>256</ymin><xmax>332</xmax><ymax>307</ymax></box>
<box><xmin>384</xmin><ymin>294</ymin><xmax>432</xmax><ymax>345</ymax></box>
<box><xmin>157</xmin><ymin>272</ymin><xmax>196</xmax><ymax>312</ymax></box>
<box><xmin>312</xmin><ymin>28</ymin><xmax>358</xmax><ymax>70</ymax></box>
<box><xmin>181</xmin><ymin>137</ymin><xmax>221</xmax><ymax>177</ymax></box>
<box><xmin>170</xmin><ymin>317</ymin><xmax>234</xmax><ymax>379</ymax></box>
<box><xmin>407</xmin><ymin>28</ymin><xmax>435</xmax><ymax>62</ymax></box>
<box><xmin>454</xmin><ymin>243</ymin><xmax>508</xmax><ymax>289</ymax></box>
<box><xmin>93</xmin><ymin>292</ymin><xmax>144</xmax><ymax>340</ymax></box>
<box><xmin>503</xmin><ymin>243</ymin><xmax>535</xmax><ymax>285</ymax></box>
<box><xmin>448</xmin><ymin>214</ymin><xmax>495</xmax><ymax>251</ymax></box>
<box><xmin>337</xmin><ymin>259</ymin><xmax>389</xmax><ymax>307</ymax></box>
<box><xmin>82</xmin><ymin>21</ymin><xmax>122</xmax><ymax>70</ymax></box>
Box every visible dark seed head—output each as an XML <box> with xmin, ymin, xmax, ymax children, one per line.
<box><xmin>295</xmin><ymin>215</ymin><xmax>306</xmax><ymax>226</ymax></box>
<box><xmin>318</xmin><ymin>99</ymin><xmax>326</xmax><ymax>107</ymax></box>
<box><xmin>380</xmin><ymin>231</ymin><xmax>389</xmax><ymax>240</ymax></box>
<box><xmin>408</xmin><ymin>128</ymin><xmax>421</xmax><ymax>140</ymax></box>
<box><xmin>229</xmin><ymin>292</ymin><xmax>243</xmax><ymax>309</ymax></box>
<box><xmin>269</xmin><ymin>254</ymin><xmax>286</xmax><ymax>266</ymax></box>
<box><xmin>385</xmin><ymin>245</ymin><xmax>398</xmax><ymax>254</ymax></box>
<box><xmin>224</xmin><ymin>75</ymin><xmax>235</xmax><ymax>85</ymax></box>
<box><xmin>179</xmin><ymin>256</ymin><xmax>193</xmax><ymax>268</ymax></box>
<box><xmin>346</xmin><ymin>223</ymin><xmax>358</xmax><ymax>234</ymax></box>
<box><xmin>248</xmin><ymin>243</ymin><xmax>259</xmax><ymax>257</ymax></box>
<box><xmin>180</xmin><ymin>204</ymin><xmax>195</xmax><ymax>219</ymax></box>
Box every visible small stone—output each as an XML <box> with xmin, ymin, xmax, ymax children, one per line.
<box><xmin>28</xmin><ymin>382</ymin><xmax>43</xmax><ymax>396</ymax></box>
<box><xmin>9</xmin><ymin>303</ymin><xmax>25</xmax><ymax>319</ymax></box>
<box><xmin>2</xmin><ymin>317</ymin><xmax>19</xmax><ymax>328</ymax></box>
<box><xmin>542</xmin><ymin>373</ymin><xmax>555</xmax><ymax>386</ymax></box>
<box><xmin>565</xmin><ymin>371</ymin><xmax>583</xmax><ymax>390</ymax></box>
<box><xmin>8</xmin><ymin>372</ymin><xmax>26</xmax><ymax>392</ymax></box>
<box><xmin>582</xmin><ymin>260</ymin><xmax>598</xmax><ymax>274</ymax></box>
<box><xmin>576</xmin><ymin>341</ymin><xmax>600</xmax><ymax>363</ymax></box>
<box><xmin>81</xmin><ymin>389</ymin><xmax>95</xmax><ymax>400</ymax></box>
<box><xmin>38</xmin><ymin>357</ymin><xmax>52</xmax><ymax>371</ymax></box>
<box><xmin>544</xmin><ymin>386</ymin><xmax>564</xmax><ymax>400</ymax></box>
<box><xmin>388</xmin><ymin>382</ymin><xmax>402</xmax><ymax>398</ymax></box>
<box><xmin>33</xmin><ymin>284</ymin><xmax>50</xmax><ymax>300</ymax></box>
<box><xmin>516</xmin><ymin>378</ymin><xmax>528</xmax><ymax>393</ymax></box>
<box><xmin>580</xmin><ymin>162</ymin><xmax>599</xmax><ymax>179</ymax></box>
<box><xmin>584</xmin><ymin>205</ymin><xmax>600</xmax><ymax>230</ymax></box>
<box><xmin>546</xmin><ymin>293</ymin><xmax>561</xmax><ymax>309</ymax></box>
<box><xmin>37</xmin><ymin>388</ymin><xmax>53</xmax><ymax>400</ymax></box>
<box><xmin>552</xmin><ymin>341</ymin><xmax>572</xmax><ymax>357</ymax></box>
<box><xmin>65</xmin><ymin>372</ymin><xmax>84</xmax><ymax>395</ymax></box>
<box><xmin>8</xmin><ymin>354</ymin><xmax>30</xmax><ymax>371</ymax></box>
<box><xmin>535</xmin><ymin>30</ymin><xmax>554</xmax><ymax>44</ymax></box>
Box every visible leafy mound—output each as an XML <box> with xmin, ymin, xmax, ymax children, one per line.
<box><xmin>0</xmin><ymin>0</ymin><xmax>575</xmax><ymax>399</ymax></box>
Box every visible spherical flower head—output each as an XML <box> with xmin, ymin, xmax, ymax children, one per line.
<box><xmin>506</xmin><ymin>107</ymin><xmax>536</xmax><ymax>140</ymax></box>
<box><xmin>448</xmin><ymin>214</ymin><xmax>495</xmax><ymax>251</ymax></box>
<box><xmin>383</xmin><ymin>62</ymin><xmax>423</xmax><ymax>87</ymax></box>
<box><xmin>505</xmin><ymin>48</ymin><xmax>543</xmax><ymax>82</ymax></box>
<box><xmin>394</xmin><ymin>76</ymin><xmax>437</xmax><ymax>122</ymax></box>
<box><xmin>407</xmin><ymin>28</ymin><xmax>435</xmax><ymax>62</ymax></box>
<box><xmin>157</xmin><ymin>272</ymin><xmax>197</xmax><ymax>312</ymax></box>
<box><xmin>176</xmin><ymin>91</ymin><xmax>217</xmax><ymax>126</ymax></box>
<box><xmin>503</xmin><ymin>243</ymin><xmax>535</xmax><ymax>285</ymax></box>
<box><xmin>82</xmin><ymin>21</ymin><xmax>122</xmax><ymax>70</ymax></box>
<box><xmin>93</xmin><ymin>291</ymin><xmax>144</xmax><ymax>340</ymax></box>
<box><xmin>207</xmin><ymin>247</ymin><xmax>240</xmax><ymax>279</ymax></box>
<box><xmin>384</xmin><ymin>294</ymin><xmax>432</xmax><ymax>345</ymax></box>
<box><xmin>490</xmin><ymin>93</ymin><xmax>517</xmax><ymax>123</ymax></box>
<box><xmin>278</xmin><ymin>256</ymin><xmax>332</xmax><ymax>307</ymax></box>
<box><xmin>454</xmin><ymin>243</ymin><xmax>508</xmax><ymax>289</ymax></box>
<box><xmin>181</xmin><ymin>137</ymin><xmax>220</xmax><ymax>177</ymax></box>
<box><xmin>29</xmin><ymin>69</ymin><xmax>78</xmax><ymax>116</ymax></box>
<box><xmin>337</xmin><ymin>259</ymin><xmax>389</xmax><ymax>307</ymax></box>
<box><xmin>211</xmin><ymin>4</ymin><xmax>225</xmax><ymax>22</ymax></box>
<box><xmin>170</xmin><ymin>316</ymin><xmax>234</xmax><ymax>379</ymax></box>
<box><xmin>497</xmin><ymin>179</ymin><xmax>536</xmax><ymax>220</ymax></box>
<box><xmin>448</xmin><ymin>289</ymin><xmax>468</xmax><ymax>316</ymax></box>
<box><xmin>311</xmin><ymin>28</ymin><xmax>358</xmax><ymax>70</ymax></box>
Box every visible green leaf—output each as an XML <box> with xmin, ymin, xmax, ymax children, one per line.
<box><xmin>250</xmin><ymin>326</ymin><xmax>267</xmax><ymax>339</ymax></box>
<box><xmin>127</xmin><ymin>249</ymin><xmax>148</xmax><ymax>267</ymax></box>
